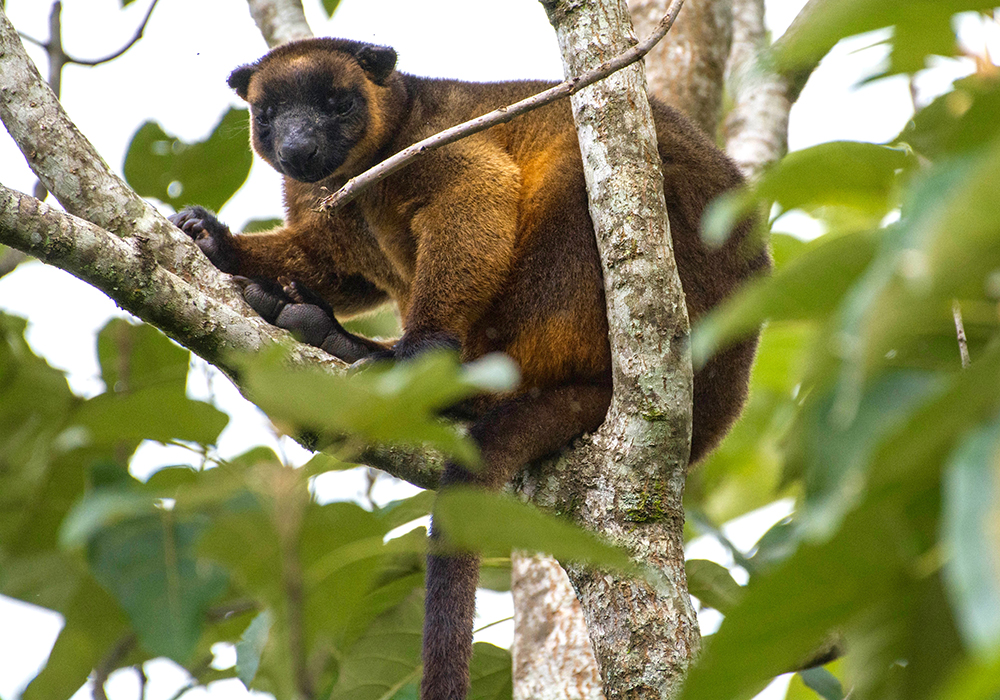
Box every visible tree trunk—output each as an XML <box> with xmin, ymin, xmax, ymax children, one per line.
<box><xmin>526</xmin><ymin>1</ymin><xmax>698</xmax><ymax>698</ymax></box>
<box><xmin>629</xmin><ymin>0</ymin><xmax>732</xmax><ymax>136</ymax></box>
<box><xmin>512</xmin><ymin>553</ymin><xmax>605</xmax><ymax>700</ymax></box>
<box><xmin>723</xmin><ymin>0</ymin><xmax>791</xmax><ymax>177</ymax></box>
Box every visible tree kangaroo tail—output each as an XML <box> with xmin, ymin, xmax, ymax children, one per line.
<box><xmin>420</xmin><ymin>533</ymin><xmax>480</xmax><ymax>699</ymax></box>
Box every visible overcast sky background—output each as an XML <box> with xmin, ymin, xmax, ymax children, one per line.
<box><xmin>0</xmin><ymin>0</ymin><xmax>991</xmax><ymax>698</ymax></box>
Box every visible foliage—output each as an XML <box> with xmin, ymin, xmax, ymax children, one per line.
<box><xmin>5</xmin><ymin>1</ymin><xmax>1000</xmax><ymax>699</ymax></box>
<box><xmin>0</xmin><ymin>314</ymin><xmax>637</xmax><ymax>698</ymax></box>
<box><xmin>683</xmin><ymin>4</ymin><xmax>1000</xmax><ymax>700</ymax></box>
<box><xmin>123</xmin><ymin>107</ymin><xmax>252</xmax><ymax>213</ymax></box>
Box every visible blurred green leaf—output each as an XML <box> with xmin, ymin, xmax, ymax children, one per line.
<box><xmin>342</xmin><ymin>305</ymin><xmax>402</xmax><ymax>340</ymax></box>
<box><xmin>898</xmin><ymin>75</ymin><xmax>1000</xmax><ymax>159</ymax></box>
<box><xmin>97</xmin><ymin>319</ymin><xmax>189</xmax><ymax>395</ymax></box>
<box><xmin>434</xmin><ymin>489</ymin><xmax>636</xmax><ymax>574</ymax></box>
<box><xmin>686</xmin><ymin>559</ymin><xmax>744</xmax><ymax>614</ymax></box>
<box><xmin>321</xmin><ymin>0</ymin><xmax>342</xmax><ymax>18</ymax></box>
<box><xmin>797</xmin><ymin>667</ymin><xmax>844</xmax><ymax>700</ymax></box>
<box><xmin>236</xmin><ymin>609</ymin><xmax>273</xmax><ymax>688</ymax></box>
<box><xmin>328</xmin><ymin>591</ymin><xmax>424</xmax><ymax>700</ymax></box>
<box><xmin>468</xmin><ymin>643</ymin><xmax>513</xmax><ymax>700</ymax></box>
<box><xmin>788</xmin><ymin>370</ymin><xmax>942</xmax><ymax>538</ymax></box>
<box><xmin>59</xmin><ymin>488</ymin><xmax>155</xmax><ymax>549</ymax></box>
<box><xmin>704</xmin><ymin>142</ymin><xmax>910</xmax><ymax>245</ymax></box>
<box><xmin>748</xmin><ymin>516</ymin><xmax>798</xmax><ymax>572</ymax></box>
<box><xmin>681</xmin><ymin>490</ymin><xmax>900</xmax><ymax>700</ymax></box>
<box><xmin>241</xmin><ymin>217</ymin><xmax>283</xmax><ymax>233</ymax></box>
<box><xmin>775</xmin><ymin>0</ymin><xmax>987</xmax><ymax>75</ymax></box>
<box><xmin>72</xmin><ymin>384</ymin><xmax>228</xmax><ymax>446</ymax></box>
<box><xmin>941</xmin><ymin>417</ymin><xmax>1000</xmax><ymax>655</ymax></box>
<box><xmin>0</xmin><ymin>314</ymin><xmax>77</xmax><ymax>547</ymax></box>
<box><xmin>935</xmin><ymin>654</ymin><xmax>1000</xmax><ymax>700</ymax></box>
<box><xmin>240</xmin><ymin>349</ymin><xmax>517</xmax><ymax>467</ymax></box>
<box><xmin>22</xmin><ymin>577</ymin><xmax>131</xmax><ymax>700</ymax></box>
<box><xmin>124</xmin><ymin>107</ymin><xmax>252</xmax><ymax>212</ymax></box>
<box><xmin>86</xmin><ymin>510</ymin><xmax>229</xmax><ymax>661</ymax></box>
<box><xmin>770</xmin><ymin>232</ymin><xmax>810</xmax><ymax>270</ymax></box>
<box><xmin>693</xmin><ymin>229</ymin><xmax>879</xmax><ymax>367</ymax></box>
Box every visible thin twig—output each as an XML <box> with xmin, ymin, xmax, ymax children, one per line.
<box><xmin>319</xmin><ymin>0</ymin><xmax>685</xmax><ymax>212</ymax></box>
<box><xmin>91</xmin><ymin>634</ymin><xmax>137</xmax><ymax>700</ymax></box>
<box><xmin>952</xmin><ymin>300</ymin><xmax>971</xmax><ymax>369</ymax></box>
<box><xmin>67</xmin><ymin>0</ymin><xmax>161</xmax><ymax>66</ymax></box>
<box><xmin>136</xmin><ymin>664</ymin><xmax>148</xmax><ymax>700</ymax></box>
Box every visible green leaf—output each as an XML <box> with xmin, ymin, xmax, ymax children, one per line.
<box><xmin>236</xmin><ymin>609</ymin><xmax>274</xmax><ymax>688</ymax></box>
<box><xmin>798</xmin><ymin>667</ymin><xmax>844</xmax><ymax>700</ymax></box>
<box><xmin>468</xmin><ymin>643</ymin><xmax>513</xmax><ymax>700</ymax></box>
<box><xmin>240</xmin><ymin>349</ymin><xmax>516</xmax><ymax>467</ymax></box>
<box><xmin>898</xmin><ymin>75</ymin><xmax>1000</xmax><ymax>159</ymax></box>
<box><xmin>434</xmin><ymin>489</ymin><xmax>636</xmax><ymax>574</ymax></box>
<box><xmin>935</xmin><ymin>654</ymin><xmax>1000</xmax><ymax>700</ymax></box>
<box><xmin>72</xmin><ymin>384</ymin><xmax>228</xmax><ymax>447</ymax></box>
<box><xmin>941</xmin><ymin>417</ymin><xmax>1000</xmax><ymax>655</ymax></box>
<box><xmin>789</xmin><ymin>370</ymin><xmax>942</xmax><ymax>538</ymax></box>
<box><xmin>97</xmin><ymin>319</ymin><xmax>190</xmax><ymax>395</ymax></box>
<box><xmin>86</xmin><ymin>510</ymin><xmax>229</xmax><ymax>662</ymax></box>
<box><xmin>328</xmin><ymin>591</ymin><xmax>424</xmax><ymax>700</ymax></box>
<box><xmin>775</xmin><ymin>0</ymin><xmax>985</xmax><ymax>74</ymax></box>
<box><xmin>59</xmin><ymin>488</ymin><xmax>156</xmax><ymax>549</ymax></box>
<box><xmin>22</xmin><ymin>577</ymin><xmax>132</xmax><ymax>700</ymax></box>
<box><xmin>681</xmin><ymin>491</ymin><xmax>902</xmax><ymax>700</ymax></box>
<box><xmin>686</xmin><ymin>559</ymin><xmax>743</xmax><ymax>614</ymax></box>
<box><xmin>0</xmin><ymin>314</ymin><xmax>77</xmax><ymax>547</ymax></box>
<box><xmin>321</xmin><ymin>0</ymin><xmax>342</xmax><ymax>18</ymax></box>
<box><xmin>704</xmin><ymin>142</ymin><xmax>911</xmax><ymax>246</ymax></box>
<box><xmin>124</xmin><ymin>107</ymin><xmax>252</xmax><ymax>212</ymax></box>
<box><xmin>241</xmin><ymin>217</ymin><xmax>283</xmax><ymax>233</ymax></box>
<box><xmin>692</xmin><ymin>230</ymin><xmax>879</xmax><ymax>366</ymax></box>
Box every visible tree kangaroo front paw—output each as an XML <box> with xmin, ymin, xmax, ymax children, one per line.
<box><xmin>169</xmin><ymin>205</ymin><xmax>239</xmax><ymax>273</ymax></box>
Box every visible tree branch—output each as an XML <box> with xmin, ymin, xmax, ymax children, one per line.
<box><xmin>2</xmin><ymin>6</ymin><xmax>453</xmax><ymax>493</ymax></box>
<box><xmin>66</xmin><ymin>0</ymin><xmax>161</xmax><ymax>67</ymax></box>
<box><xmin>246</xmin><ymin>0</ymin><xmax>312</xmax><ymax>48</ymax></box>
<box><xmin>629</xmin><ymin>0</ymin><xmax>733</xmax><ymax>137</ymax></box>
<box><xmin>723</xmin><ymin>0</ymin><xmax>791</xmax><ymax>177</ymax></box>
<box><xmin>512</xmin><ymin>552</ymin><xmax>604</xmax><ymax>700</ymax></box>
<box><xmin>320</xmin><ymin>5</ymin><xmax>683</xmax><ymax>212</ymax></box>
<box><xmin>530</xmin><ymin>0</ymin><xmax>699</xmax><ymax>698</ymax></box>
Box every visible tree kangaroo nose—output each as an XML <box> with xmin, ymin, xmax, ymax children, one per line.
<box><xmin>278</xmin><ymin>139</ymin><xmax>319</xmax><ymax>171</ymax></box>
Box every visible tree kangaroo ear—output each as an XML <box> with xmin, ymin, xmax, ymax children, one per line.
<box><xmin>227</xmin><ymin>65</ymin><xmax>256</xmax><ymax>100</ymax></box>
<box><xmin>355</xmin><ymin>45</ymin><xmax>397</xmax><ymax>85</ymax></box>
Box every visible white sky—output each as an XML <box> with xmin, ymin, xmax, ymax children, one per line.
<box><xmin>0</xmin><ymin>0</ymin><xmax>987</xmax><ymax>698</ymax></box>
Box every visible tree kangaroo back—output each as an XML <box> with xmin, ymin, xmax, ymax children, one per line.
<box><xmin>170</xmin><ymin>37</ymin><xmax>770</xmax><ymax>700</ymax></box>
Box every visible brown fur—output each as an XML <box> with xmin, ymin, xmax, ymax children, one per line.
<box><xmin>182</xmin><ymin>38</ymin><xmax>770</xmax><ymax>700</ymax></box>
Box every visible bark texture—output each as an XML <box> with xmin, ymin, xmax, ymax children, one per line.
<box><xmin>247</xmin><ymin>0</ymin><xmax>312</xmax><ymax>48</ymax></box>
<box><xmin>629</xmin><ymin>0</ymin><xmax>731</xmax><ymax>136</ymax></box>
<box><xmin>722</xmin><ymin>0</ymin><xmax>790</xmax><ymax>177</ymax></box>
<box><xmin>528</xmin><ymin>1</ymin><xmax>699</xmax><ymax>698</ymax></box>
<box><xmin>512</xmin><ymin>553</ymin><xmax>605</xmax><ymax>700</ymax></box>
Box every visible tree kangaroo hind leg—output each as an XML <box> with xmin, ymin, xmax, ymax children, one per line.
<box><xmin>420</xmin><ymin>382</ymin><xmax>612</xmax><ymax>700</ymax></box>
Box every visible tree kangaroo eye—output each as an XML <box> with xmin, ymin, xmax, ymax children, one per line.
<box><xmin>255</xmin><ymin>105</ymin><xmax>275</xmax><ymax>127</ymax></box>
<box><xmin>330</xmin><ymin>94</ymin><xmax>356</xmax><ymax>116</ymax></box>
